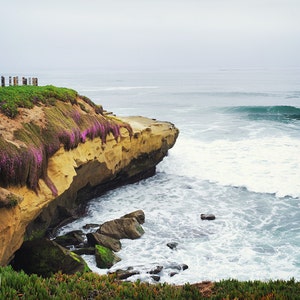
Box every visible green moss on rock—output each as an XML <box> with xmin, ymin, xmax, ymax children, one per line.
<box><xmin>95</xmin><ymin>245</ymin><xmax>121</xmax><ymax>269</ymax></box>
<box><xmin>11</xmin><ymin>238</ymin><xmax>90</xmax><ymax>277</ymax></box>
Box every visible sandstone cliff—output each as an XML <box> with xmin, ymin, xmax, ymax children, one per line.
<box><xmin>0</xmin><ymin>86</ymin><xmax>178</xmax><ymax>266</ymax></box>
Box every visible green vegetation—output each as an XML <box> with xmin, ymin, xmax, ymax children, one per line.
<box><xmin>1</xmin><ymin>266</ymin><xmax>300</xmax><ymax>299</ymax></box>
<box><xmin>0</xmin><ymin>193</ymin><xmax>20</xmax><ymax>209</ymax></box>
<box><xmin>0</xmin><ymin>85</ymin><xmax>78</xmax><ymax>118</ymax></box>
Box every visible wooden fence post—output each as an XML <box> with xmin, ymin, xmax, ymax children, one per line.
<box><xmin>9</xmin><ymin>76</ymin><xmax>12</xmax><ymax>86</ymax></box>
<box><xmin>1</xmin><ymin>76</ymin><xmax>5</xmax><ymax>87</ymax></box>
<box><xmin>32</xmin><ymin>77</ymin><xmax>38</xmax><ymax>86</ymax></box>
<box><xmin>13</xmin><ymin>76</ymin><xmax>19</xmax><ymax>86</ymax></box>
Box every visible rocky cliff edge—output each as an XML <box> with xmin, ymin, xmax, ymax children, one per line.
<box><xmin>0</xmin><ymin>87</ymin><xmax>178</xmax><ymax>265</ymax></box>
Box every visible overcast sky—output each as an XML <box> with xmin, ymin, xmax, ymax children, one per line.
<box><xmin>1</xmin><ymin>0</ymin><xmax>300</xmax><ymax>72</ymax></box>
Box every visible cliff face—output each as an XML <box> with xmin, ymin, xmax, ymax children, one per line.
<box><xmin>0</xmin><ymin>115</ymin><xmax>178</xmax><ymax>266</ymax></box>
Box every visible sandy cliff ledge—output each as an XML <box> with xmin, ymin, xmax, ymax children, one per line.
<box><xmin>0</xmin><ymin>115</ymin><xmax>178</xmax><ymax>266</ymax></box>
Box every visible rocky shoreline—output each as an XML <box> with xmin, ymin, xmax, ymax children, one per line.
<box><xmin>0</xmin><ymin>87</ymin><xmax>179</xmax><ymax>267</ymax></box>
<box><xmin>11</xmin><ymin>210</ymin><xmax>191</xmax><ymax>282</ymax></box>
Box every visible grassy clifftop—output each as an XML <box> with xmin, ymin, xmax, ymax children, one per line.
<box><xmin>0</xmin><ymin>85</ymin><xmax>132</xmax><ymax>195</ymax></box>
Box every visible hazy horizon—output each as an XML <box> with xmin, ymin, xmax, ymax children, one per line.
<box><xmin>1</xmin><ymin>0</ymin><xmax>300</xmax><ymax>73</ymax></box>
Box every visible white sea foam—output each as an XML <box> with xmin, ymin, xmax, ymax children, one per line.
<box><xmin>161</xmin><ymin>135</ymin><xmax>300</xmax><ymax>198</ymax></box>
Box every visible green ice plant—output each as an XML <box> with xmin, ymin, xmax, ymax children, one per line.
<box><xmin>1</xmin><ymin>266</ymin><xmax>300</xmax><ymax>299</ymax></box>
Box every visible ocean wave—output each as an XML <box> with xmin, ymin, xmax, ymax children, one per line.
<box><xmin>223</xmin><ymin>105</ymin><xmax>300</xmax><ymax>122</ymax></box>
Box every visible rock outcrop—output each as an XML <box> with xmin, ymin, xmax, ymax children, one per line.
<box><xmin>0</xmin><ymin>89</ymin><xmax>179</xmax><ymax>266</ymax></box>
<box><xmin>11</xmin><ymin>238</ymin><xmax>89</xmax><ymax>277</ymax></box>
<box><xmin>97</xmin><ymin>217</ymin><xmax>145</xmax><ymax>240</ymax></box>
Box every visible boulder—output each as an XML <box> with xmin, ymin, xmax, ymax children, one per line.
<box><xmin>98</xmin><ymin>217</ymin><xmax>144</xmax><ymax>240</ymax></box>
<box><xmin>167</xmin><ymin>242</ymin><xmax>178</xmax><ymax>250</ymax></box>
<box><xmin>82</xmin><ymin>223</ymin><xmax>99</xmax><ymax>230</ymax></box>
<box><xmin>11</xmin><ymin>238</ymin><xmax>90</xmax><ymax>277</ymax></box>
<box><xmin>86</xmin><ymin>232</ymin><xmax>121</xmax><ymax>252</ymax></box>
<box><xmin>148</xmin><ymin>265</ymin><xmax>163</xmax><ymax>275</ymax></box>
<box><xmin>95</xmin><ymin>245</ymin><xmax>121</xmax><ymax>269</ymax></box>
<box><xmin>109</xmin><ymin>267</ymin><xmax>140</xmax><ymax>280</ymax></box>
<box><xmin>151</xmin><ymin>275</ymin><xmax>161</xmax><ymax>282</ymax></box>
<box><xmin>121</xmin><ymin>210</ymin><xmax>145</xmax><ymax>224</ymax></box>
<box><xmin>54</xmin><ymin>230</ymin><xmax>85</xmax><ymax>248</ymax></box>
<box><xmin>200</xmin><ymin>214</ymin><xmax>216</xmax><ymax>220</ymax></box>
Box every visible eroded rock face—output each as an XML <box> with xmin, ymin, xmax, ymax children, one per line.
<box><xmin>0</xmin><ymin>116</ymin><xmax>178</xmax><ymax>266</ymax></box>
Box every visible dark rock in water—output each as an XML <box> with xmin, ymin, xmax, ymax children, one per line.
<box><xmin>167</xmin><ymin>242</ymin><xmax>178</xmax><ymax>250</ymax></box>
<box><xmin>109</xmin><ymin>267</ymin><xmax>140</xmax><ymax>280</ymax></box>
<box><xmin>148</xmin><ymin>265</ymin><xmax>163</xmax><ymax>275</ymax></box>
<box><xmin>151</xmin><ymin>275</ymin><xmax>160</xmax><ymax>282</ymax></box>
<box><xmin>95</xmin><ymin>245</ymin><xmax>121</xmax><ymax>269</ymax></box>
<box><xmin>121</xmin><ymin>210</ymin><xmax>145</xmax><ymax>224</ymax></box>
<box><xmin>98</xmin><ymin>217</ymin><xmax>144</xmax><ymax>240</ymax></box>
<box><xmin>11</xmin><ymin>238</ymin><xmax>89</xmax><ymax>277</ymax></box>
<box><xmin>54</xmin><ymin>230</ymin><xmax>85</xmax><ymax>247</ymax></box>
<box><xmin>181</xmin><ymin>264</ymin><xmax>188</xmax><ymax>271</ymax></box>
<box><xmin>83</xmin><ymin>223</ymin><xmax>99</xmax><ymax>230</ymax></box>
<box><xmin>166</xmin><ymin>262</ymin><xmax>188</xmax><ymax>272</ymax></box>
<box><xmin>169</xmin><ymin>272</ymin><xmax>178</xmax><ymax>277</ymax></box>
<box><xmin>201</xmin><ymin>214</ymin><xmax>216</xmax><ymax>220</ymax></box>
<box><xmin>72</xmin><ymin>247</ymin><xmax>95</xmax><ymax>255</ymax></box>
<box><xmin>87</xmin><ymin>232</ymin><xmax>121</xmax><ymax>252</ymax></box>
<box><xmin>166</xmin><ymin>262</ymin><xmax>182</xmax><ymax>271</ymax></box>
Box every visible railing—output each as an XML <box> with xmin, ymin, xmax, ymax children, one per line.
<box><xmin>1</xmin><ymin>76</ymin><xmax>38</xmax><ymax>87</ymax></box>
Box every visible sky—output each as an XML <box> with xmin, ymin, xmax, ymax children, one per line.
<box><xmin>1</xmin><ymin>0</ymin><xmax>300</xmax><ymax>72</ymax></box>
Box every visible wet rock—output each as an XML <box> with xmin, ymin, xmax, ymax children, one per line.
<box><xmin>11</xmin><ymin>238</ymin><xmax>89</xmax><ymax>277</ymax></box>
<box><xmin>148</xmin><ymin>265</ymin><xmax>163</xmax><ymax>275</ymax></box>
<box><xmin>83</xmin><ymin>224</ymin><xmax>99</xmax><ymax>230</ymax></box>
<box><xmin>121</xmin><ymin>210</ymin><xmax>145</xmax><ymax>224</ymax></box>
<box><xmin>54</xmin><ymin>230</ymin><xmax>85</xmax><ymax>247</ymax></box>
<box><xmin>200</xmin><ymin>214</ymin><xmax>216</xmax><ymax>220</ymax></box>
<box><xmin>166</xmin><ymin>262</ymin><xmax>189</xmax><ymax>272</ymax></box>
<box><xmin>98</xmin><ymin>217</ymin><xmax>144</xmax><ymax>240</ymax></box>
<box><xmin>167</xmin><ymin>242</ymin><xmax>178</xmax><ymax>250</ymax></box>
<box><xmin>151</xmin><ymin>275</ymin><xmax>160</xmax><ymax>282</ymax></box>
<box><xmin>72</xmin><ymin>247</ymin><xmax>95</xmax><ymax>255</ymax></box>
<box><xmin>109</xmin><ymin>267</ymin><xmax>140</xmax><ymax>280</ymax></box>
<box><xmin>169</xmin><ymin>272</ymin><xmax>178</xmax><ymax>277</ymax></box>
<box><xmin>86</xmin><ymin>232</ymin><xmax>121</xmax><ymax>252</ymax></box>
<box><xmin>95</xmin><ymin>245</ymin><xmax>121</xmax><ymax>269</ymax></box>
<box><xmin>166</xmin><ymin>262</ymin><xmax>182</xmax><ymax>271</ymax></box>
<box><xmin>181</xmin><ymin>264</ymin><xmax>189</xmax><ymax>271</ymax></box>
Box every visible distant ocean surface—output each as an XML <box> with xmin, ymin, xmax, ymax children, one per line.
<box><xmin>36</xmin><ymin>69</ymin><xmax>300</xmax><ymax>283</ymax></box>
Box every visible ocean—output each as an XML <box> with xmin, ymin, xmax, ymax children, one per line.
<box><xmin>38</xmin><ymin>68</ymin><xmax>300</xmax><ymax>284</ymax></box>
